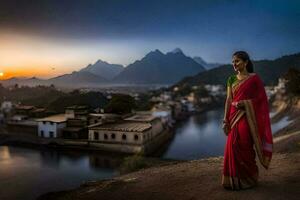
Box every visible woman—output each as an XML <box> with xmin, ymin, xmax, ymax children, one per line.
<box><xmin>222</xmin><ymin>51</ymin><xmax>273</xmax><ymax>190</ymax></box>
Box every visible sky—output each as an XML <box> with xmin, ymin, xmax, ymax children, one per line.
<box><xmin>0</xmin><ymin>0</ymin><xmax>300</xmax><ymax>79</ymax></box>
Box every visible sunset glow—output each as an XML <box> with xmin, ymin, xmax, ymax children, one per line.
<box><xmin>0</xmin><ymin>0</ymin><xmax>299</xmax><ymax>80</ymax></box>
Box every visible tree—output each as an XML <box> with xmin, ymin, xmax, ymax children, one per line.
<box><xmin>104</xmin><ymin>94</ymin><xmax>136</xmax><ymax>114</ymax></box>
<box><xmin>283</xmin><ymin>68</ymin><xmax>300</xmax><ymax>95</ymax></box>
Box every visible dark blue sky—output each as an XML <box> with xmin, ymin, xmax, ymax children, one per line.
<box><xmin>1</xmin><ymin>0</ymin><xmax>300</xmax><ymax>77</ymax></box>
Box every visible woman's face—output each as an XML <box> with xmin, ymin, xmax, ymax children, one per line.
<box><xmin>232</xmin><ymin>55</ymin><xmax>247</xmax><ymax>72</ymax></box>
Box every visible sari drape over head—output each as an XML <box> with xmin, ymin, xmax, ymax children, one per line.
<box><xmin>222</xmin><ymin>73</ymin><xmax>273</xmax><ymax>190</ymax></box>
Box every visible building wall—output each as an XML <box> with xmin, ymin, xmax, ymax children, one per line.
<box><xmin>57</xmin><ymin>123</ymin><xmax>66</xmax><ymax>138</ymax></box>
<box><xmin>151</xmin><ymin>119</ymin><xmax>164</xmax><ymax>137</ymax></box>
<box><xmin>38</xmin><ymin>122</ymin><xmax>66</xmax><ymax>138</ymax></box>
<box><xmin>88</xmin><ymin>129</ymin><xmax>150</xmax><ymax>145</ymax></box>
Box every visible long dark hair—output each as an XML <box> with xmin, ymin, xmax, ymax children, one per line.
<box><xmin>233</xmin><ymin>51</ymin><xmax>254</xmax><ymax>73</ymax></box>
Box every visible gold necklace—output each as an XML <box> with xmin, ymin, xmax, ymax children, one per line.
<box><xmin>237</xmin><ymin>73</ymin><xmax>249</xmax><ymax>81</ymax></box>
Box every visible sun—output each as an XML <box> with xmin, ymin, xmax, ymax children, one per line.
<box><xmin>0</xmin><ymin>72</ymin><xmax>4</xmax><ymax>77</ymax></box>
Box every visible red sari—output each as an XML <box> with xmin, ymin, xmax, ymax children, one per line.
<box><xmin>222</xmin><ymin>73</ymin><xmax>273</xmax><ymax>190</ymax></box>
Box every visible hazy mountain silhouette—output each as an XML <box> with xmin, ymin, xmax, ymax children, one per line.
<box><xmin>113</xmin><ymin>49</ymin><xmax>206</xmax><ymax>84</ymax></box>
<box><xmin>80</xmin><ymin>59</ymin><xmax>124</xmax><ymax>80</ymax></box>
<box><xmin>48</xmin><ymin>71</ymin><xmax>107</xmax><ymax>87</ymax></box>
<box><xmin>193</xmin><ymin>56</ymin><xmax>223</xmax><ymax>70</ymax></box>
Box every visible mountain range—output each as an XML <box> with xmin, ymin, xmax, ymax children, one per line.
<box><xmin>1</xmin><ymin>50</ymin><xmax>300</xmax><ymax>88</ymax></box>
<box><xmin>113</xmin><ymin>48</ymin><xmax>206</xmax><ymax>84</ymax></box>
<box><xmin>0</xmin><ymin>48</ymin><xmax>206</xmax><ymax>87</ymax></box>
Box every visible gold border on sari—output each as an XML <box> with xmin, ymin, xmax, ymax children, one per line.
<box><xmin>243</xmin><ymin>100</ymin><xmax>270</xmax><ymax>169</ymax></box>
<box><xmin>222</xmin><ymin>175</ymin><xmax>257</xmax><ymax>190</ymax></box>
<box><xmin>230</xmin><ymin>110</ymin><xmax>245</xmax><ymax>129</ymax></box>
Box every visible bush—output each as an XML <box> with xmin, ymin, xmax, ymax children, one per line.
<box><xmin>120</xmin><ymin>153</ymin><xmax>147</xmax><ymax>174</ymax></box>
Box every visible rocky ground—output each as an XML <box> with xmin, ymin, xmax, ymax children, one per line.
<box><xmin>38</xmin><ymin>129</ymin><xmax>300</xmax><ymax>200</ymax></box>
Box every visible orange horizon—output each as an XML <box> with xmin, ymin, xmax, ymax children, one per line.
<box><xmin>0</xmin><ymin>67</ymin><xmax>69</xmax><ymax>80</ymax></box>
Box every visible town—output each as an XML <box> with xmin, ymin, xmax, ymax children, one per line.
<box><xmin>0</xmin><ymin>80</ymin><xmax>229</xmax><ymax>154</ymax></box>
<box><xmin>0</xmin><ymin>71</ymin><xmax>294</xmax><ymax>156</ymax></box>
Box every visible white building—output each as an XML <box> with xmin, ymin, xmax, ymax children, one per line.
<box><xmin>36</xmin><ymin>114</ymin><xmax>67</xmax><ymax>138</ymax></box>
<box><xmin>88</xmin><ymin>114</ymin><xmax>165</xmax><ymax>154</ymax></box>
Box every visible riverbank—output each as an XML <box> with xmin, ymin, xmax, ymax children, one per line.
<box><xmin>38</xmin><ymin>128</ymin><xmax>300</xmax><ymax>200</ymax></box>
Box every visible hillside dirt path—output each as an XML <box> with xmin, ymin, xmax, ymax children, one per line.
<box><xmin>39</xmin><ymin>131</ymin><xmax>300</xmax><ymax>200</ymax></box>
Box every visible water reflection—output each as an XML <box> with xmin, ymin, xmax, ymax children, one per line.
<box><xmin>158</xmin><ymin>109</ymin><xmax>292</xmax><ymax>160</ymax></box>
<box><xmin>159</xmin><ymin>109</ymin><xmax>226</xmax><ymax>160</ymax></box>
<box><xmin>0</xmin><ymin>146</ymin><xmax>121</xmax><ymax>200</ymax></box>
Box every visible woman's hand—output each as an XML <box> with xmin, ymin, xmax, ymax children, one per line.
<box><xmin>222</xmin><ymin>121</ymin><xmax>229</xmax><ymax>136</ymax></box>
<box><xmin>231</xmin><ymin>101</ymin><xmax>244</xmax><ymax>109</ymax></box>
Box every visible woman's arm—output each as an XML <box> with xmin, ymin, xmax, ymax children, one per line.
<box><xmin>222</xmin><ymin>86</ymin><xmax>232</xmax><ymax>135</ymax></box>
<box><xmin>223</xmin><ymin>86</ymin><xmax>232</xmax><ymax>122</ymax></box>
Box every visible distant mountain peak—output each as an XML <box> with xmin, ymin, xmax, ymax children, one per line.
<box><xmin>79</xmin><ymin>59</ymin><xmax>124</xmax><ymax>80</ymax></box>
<box><xmin>144</xmin><ymin>49</ymin><xmax>165</xmax><ymax>59</ymax></box>
<box><xmin>95</xmin><ymin>59</ymin><xmax>109</xmax><ymax>65</ymax></box>
<box><xmin>170</xmin><ymin>48</ymin><xmax>184</xmax><ymax>54</ymax></box>
<box><xmin>113</xmin><ymin>48</ymin><xmax>206</xmax><ymax>84</ymax></box>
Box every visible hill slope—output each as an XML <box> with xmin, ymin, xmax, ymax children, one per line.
<box><xmin>177</xmin><ymin>53</ymin><xmax>300</xmax><ymax>86</ymax></box>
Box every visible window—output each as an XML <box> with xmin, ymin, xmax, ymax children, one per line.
<box><xmin>49</xmin><ymin>131</ymin><xmax>54</xmax><ymax>138</ymax></box>
<box><xmin>50</xmin><ymin>122</ymin><xmax>54</xmax><ymax>125</ymax></box>
<box><xmin>122</xmin><ymin>134</ymin><xmax>127</xmax><ymax>140</ymax></box>
<box><xmin>104</xmin><ymin>134</ymin><xmax>108</xmax><ymax>140</ymax></box>
<box><xmin>94</xmin><ymin>132</ymin><xmax>99</xmax><ymax>140</ymax></box>
<box><xmin>40</xmin><ymin>130</ymin><xmax>44</xmax><ymax>138</ymax></box>
<box><xmin>134</xmin><ymin>134</ymin><xmax>139</xmax><ymax>141</ymax></box>
<box><xmin>94</xmin><ymin>120</ymin><xmax>98</xmax><ymax>124</ymax></box>
<box><xmin>111</xmin><ymin>133</ymin><xmax>116</xmax><ymax>139</ymax></box>
<box><xmin>43</xmin><ymin>121</ymin><xmax>46</xmax><ymax>125</ymax></box>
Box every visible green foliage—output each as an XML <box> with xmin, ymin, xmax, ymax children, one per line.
<box><xmin>135</xmin><ymin>93</ymin><xmax>155</xmax><ymax>111</ymax></box>
<box><xmin>0</xmin><ymin>85</ymin><xmax>65</xmax><ymax>107</ymax></box>
<box><xmin>120</xmin><ymin>153</ymin><xmax>147</xmax><ymax>173</ymax></box>
<box><xmin>175</xmin><ymin>84</ymin><xmax>192</xmax><ymax>97</ymax></box>
<box><xmin>104</xmin><ymin>94</ymin><xmax>136</xmax><ymax>114</ymax></box>
<box><xmin>47</xmin><ymin>91</ymin><xmax>108</xmax><ymax>113</ymax></box>
<box><xmin>0</xmin><ymin>85</ymin><xmax>108</xmax><ymax>113</ymax></box>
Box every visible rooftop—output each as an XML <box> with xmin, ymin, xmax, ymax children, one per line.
<box><xmin>90</xmin><ymin>121</ymin><xmax>151</xmax><ymax>132</ymax></box>
<box><xmin>15</xmin><ymin>105</ymin><xmax>35</xmax><ymax>110</ymax></box>
<box><xmin>36</xmin><ymin>114</ymin><xmax>67</xmax><ymax>123</ymax></box>
<box><xmin>124</xmin><ymin>114</ymin><xmax>157</xmax><ymax>122</ymax></box>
